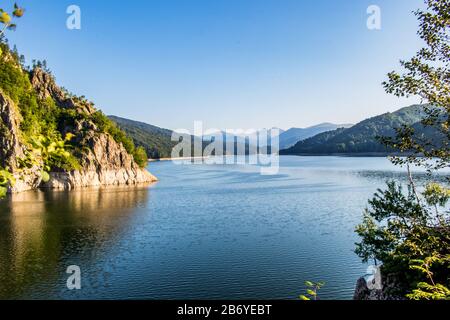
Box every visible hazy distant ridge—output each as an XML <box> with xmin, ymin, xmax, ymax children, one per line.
<box><xmin>280</xmin><ymin>105</ymin><xmax>428</xmax><ymax>155</ymax></box>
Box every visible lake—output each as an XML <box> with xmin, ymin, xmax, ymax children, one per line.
<box><xmin>0</xmin><ymin>156</ymin><xmax>420</xmax><ymax>300</ymax></box>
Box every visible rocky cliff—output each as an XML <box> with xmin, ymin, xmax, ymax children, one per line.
<box><xmin>32</xmin><ymin>69</ymin><xmax>157</xmax><ymax>190</ymax></box>
<box><xmin>0</xmin><ymin>51</ymin><xmax>157</xmax><ymax>194</ymax></box>
<box><xmin>353</xmin><ymin>273</ymin><xmax>406</xmax><ymax>300</ymax></box>
<box><xmin>0</xmin><ymin>89</ymin><xmax>44</xmax><ymax>192</ymax></box>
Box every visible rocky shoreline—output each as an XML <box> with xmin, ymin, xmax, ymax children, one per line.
<box><xmin>353</xmin><ymin>270</ymin><xmax>406</xmax><ymax>300</ymax></box>
<box><xmin>1</xmin><ymin>63</ymin><xmax>157</xmax><ymax>194</ymax></box>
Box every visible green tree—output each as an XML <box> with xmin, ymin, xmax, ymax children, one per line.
<box><xmin>382</xmin><ymin>0</ymin><xmax>449</xmax><ymax>172</ymax></box>
<box><xmin>355</xmin><ymin>0</ymin><xmax>450</xmax><ymax>300</ymax></box>
<box><xmin>407</xmin><ymin>255</ymin><xmax>450</xmax><ymax>300</ymax></box>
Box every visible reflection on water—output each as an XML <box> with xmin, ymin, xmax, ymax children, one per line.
<box><xmin>1</xmin><ymin>156</ymin><xmax>446</xmax><ymax>300</ymax></box>
<box><xmin>0</xmin><ymin>187</ymin><xmax>149</xmax><ymax>299</ymax></box>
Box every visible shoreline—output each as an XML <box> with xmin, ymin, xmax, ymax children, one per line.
<box><xmin>148</xmin><ymin>156</ymin><xmax>210</xmax><ymax>162</ymax></box>
<box><xmin>149</xmin><ymin>153</ymin><xmax>405</xmax><ymax>161</ymax></box>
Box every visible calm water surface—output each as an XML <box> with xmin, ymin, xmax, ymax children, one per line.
<box><xmin>0</xmin><ymin>156</ymin><xmax>421</xmax><ymax>299</ymax></box>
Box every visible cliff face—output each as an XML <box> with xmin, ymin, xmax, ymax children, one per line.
<box><xmin>0</xmin><ymin>90</ymin><xmax>24</xmax><ymax>170</ymax></box>
<box><xmin>30</xmin><ymin>68</ymin><xmax>157</xmax><ymax>190</ymax></box>
<box><xmin>0</xmin><ymin>65</ymin><xmax>157</xmax><ymax>193</ymax></box>
<box><xmin>42</xmin><ymin>132</ymin><xmax>157</xmax><ymax>190</ymax></box>
<box><xmin>1</xmin><ymin>90</ymin><xmax>44</xmax><ymax>192</ymax></box>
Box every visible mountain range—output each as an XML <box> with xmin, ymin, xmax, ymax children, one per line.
<box><xmin>280</xmin><ymin>105</ymin><xmax>428</xmax><ymax>155</ymax></box>
<box><xmin>278</xmin><ymin>123</ymin><xmax>353</xmax><ymax>149</ymax></box>
<box><xmin>109</xmin><ymin>118</ymin><xmax>354</xmax><ymax>159</ymax></box>
<box><xmin>109</xmin><ymin>104</ymin><xmax>432</xmax><ymax>159</ymax></box>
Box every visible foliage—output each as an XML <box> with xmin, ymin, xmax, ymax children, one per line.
<box><xmin>90</xmin><ymin>112</ymin><xmax>149</xmax><ymax>168</ymax></box>
<box><xmin>109</xmin><ymin>115</ymin><xmax>177</xmax><ymax>159</ymax></box>
<box><xmin>133</xmin><ymin>146</ymin><xmax>148</xmax><ymax>168</ymax></box>
<box><xmin>0</xmin><ymin>47</ymin><xmax>145</xmax><ymax>171</ymax></box>
<box><xmin>0</xmin><ymin>168</ymin><xmax>15</xmax><ymax>199</ymax></box>
<box><xmin>355</xmin><ymin>0</ymin><xmax>450</xmax><ymax>300</ymax></box>
<box><xmin>0</xmin><ymin>4</ymin><xmax>147</xmax><ymax>196</ymax></box>
<box><xmin>0</xmin><ymin>44</ymin><xmax>81</xmax><ymax>173</ymax></box>
<box><xmin>91</xmin><ymin>111</ymin><xmax>135</xmax><ymax>153</ymax></box>
<box><xmin>0</xmin><ymin>44</ymin><xmax>60</xmax><ymax>140</ymax></box>
<box><xmin>423</xmin><ymin>182</ymin><xmax>450</xmax><ymax>208</ymax></box>
<box><xmin>0</xmin><ymin>169</ymin><xmax>15</xmax><ymax>185</ymax></box>
<box><xmin>0</xmin><ymin>3</ymin><xmax>25</xmax><ymax>37</ymax></box>
<box><xmin>0</xmin><ymin>44</ymin><xmax>37</xmax><ymax>106</ymax></box>
<box><xmin>40</xmin><ymin>170</ymin><xmax>50</xmax><ymax>183</ymax></box>
<box><xmin>0</xmin><ymin>186</ymin><xmax>6</xmax><ymax>198</ymax></box>
<box><xmin>355</xmin><ymin>213</ymin><xmax>391</xmax><ymax>266</ymax></box>
<box><xmin>407</xmin><ymin>255</ymin><xmax>450</xmax><ymax>300</ymax></box>
<box><xmin>281</xmin><ymin>105</ymin><xmax>427</xmax><ymax>155</ymax></box>
<box><xmin>28</xmin><ymin>133</ymin><xmax>80</xmax><ymax>172</ymax></box>
<box><xmin>299</xmin><ymin>281</ymin><xmax>325</xmax><ymax>301</ymax></box>
<box><xmin>381</xmin><ymin>0</ymin><xmax>450</xmax><ymax>172</ymax></box>
<box><xmin>356</xmin><ymin>180</ymin><xmax>450</xmax><ymax>298</ymax></box>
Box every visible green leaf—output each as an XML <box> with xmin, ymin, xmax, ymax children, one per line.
<box><xmin>306</xmin><ymin>289</ymin><xmax>317</xmax><ymax>296</ymax></box>
<box><xmin>13</xmin><ymin>8</ymin><xmax>24</xmax><ymax>18</ymax></box>
<box><xmin>41</xmin><ymin>171</ymin><xmax>50</xmax><ymax>183</ymax></box>
<box><xmin>0</xmin><ymin>186</ymin><xmax>7</xmax><ymax>198</ymax></box>
<box><xmin>0</xmin><ymin>11</ymin><xmax>11</xmax><ymax>24</ymax></box>
<box><xmin>299</xmin><ymin>295</ymin><xmax>310</xmax><ymax>301</ymax></box>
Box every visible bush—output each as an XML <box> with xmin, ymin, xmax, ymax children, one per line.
<box><xmin>133</xmin><ymin>146</ymin><xmax>148</xmax><ymax>168</ymax></box>
<box><xmin>90</xmin><ymin>111</ymin><xmax>138</xmax><ymax>157</ymax></box>
<box><xmin>0</xmin><ymin>186</ymin><xmax>6</xmax><ymax>198</ymax></box>
<box><xmin>0</xmin><ymin>168</ymin><xmax>14</xmax><ymax>199</ymax></box>
<box><xmin>28</xmin><ymin>133</ymin><xmax>80</xmax><ymax>172</ymax></box>
<box><xmin>355</xmin><ymin>181</ymin><xmax>450</xmax><ymax>299</ymax></box>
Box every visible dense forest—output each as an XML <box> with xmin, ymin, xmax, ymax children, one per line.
<box><xmin>280</xmin><ymin>105</ymin><xmax>429</xmax><ymax>155</ymax></box>
<box><xmin>278</xmin><ymin>123</ymin><xmax>353</xmax><ymax>149</ymax></box>
<box><xmin>109</xmin><ymin>116</ymin><xmax>177</xmax><ymax>159</ymax></box>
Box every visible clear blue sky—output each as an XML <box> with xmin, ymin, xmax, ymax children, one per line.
<box><xmin>6</xmin><ymin>0</ymin><xmax>423</xmax><ymax>130</ymax></box>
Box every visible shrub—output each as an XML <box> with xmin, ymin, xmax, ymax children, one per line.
<box><xmin>0</xmin><ymin>168</ymin><xmax>14</xmax><ymax>198</ymax></box>
<box><xmin>29</xmin><ymin>133</ymin><xmax>80</xmax><ymax>172</ymax></box>
<box><xmin>90</xmin><ymin>111</ymin><xmax>138</xmax><ymax>157</ymax></box>
<box><xmin>0</xmin><ymin>186</ymin><xmax>6</xmax><ymax>198</ymax></box>
<box><xmin>133</xmin><ymin>146</ymin><xmax>148</xmax><ymax>168</ymax></box>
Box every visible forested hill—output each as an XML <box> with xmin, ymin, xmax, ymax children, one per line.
<box><xmin>279</xmin><ymin>123</ymin><xmax>353</xmax><ymax>149</ymax></box>
<box><xmin>108</xmin><ymin>116</ymin><xmax>176</xmax><ymax>159</ymax></box>
<box><xmin>280</xmin><ymin>105</ymin><xmax>428</xmax><ymax>155</ymax></box>
<box><xmin>0</xmin><ymin>41</ymin><xmax>156</xmax><ymax>196</ymax></box>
